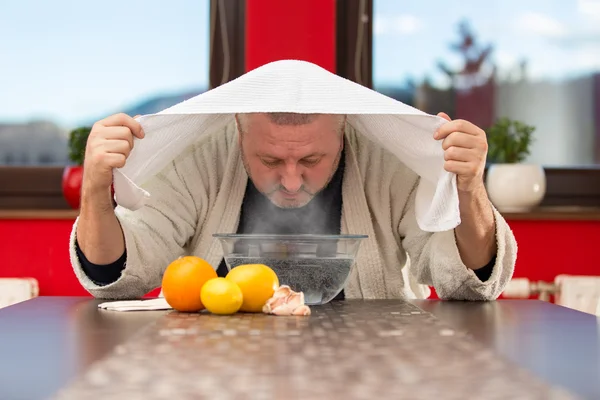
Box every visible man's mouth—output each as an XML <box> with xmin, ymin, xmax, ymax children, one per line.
<box><xmin>279</xmin><ymin>190</ymin><xmax>299</xmax><ymax>199</ymax></box>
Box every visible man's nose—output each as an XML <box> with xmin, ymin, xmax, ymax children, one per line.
<box><xmin>280</xmin><ymin>164</ymin><xmax>303</xmax><ymax>193</ymax></box>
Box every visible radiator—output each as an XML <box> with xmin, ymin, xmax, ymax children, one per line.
<box><xmin>0</xmin><ymin>278</ymin><xmax>39</xmax><ymax>309</ymax></box>
<box><xmin>503</xmin><ymin>275</ymin><xmax>600</xmax><ymax>316</ymax></box>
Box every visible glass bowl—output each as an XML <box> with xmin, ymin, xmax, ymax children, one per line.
<box><xmin>213</xmin><ymin>233</ymin><xmax>368</xmax><ymax>305</ymax></box>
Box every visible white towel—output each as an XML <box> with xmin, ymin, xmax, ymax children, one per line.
<box><xmin>113</xmin><ymin>59</ymin><xmax>459</xmax><ymax>232</ymax></box>
<box><xmin>98</xmin><ymin>298</ymin><xmax>171</xmax><ymax>312</ymax></box>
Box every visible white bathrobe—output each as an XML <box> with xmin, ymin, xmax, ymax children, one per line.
<box><xmin>69</xmin><ymin>122</ymin><xmax>517</xmax><ymax>300</ymax></box>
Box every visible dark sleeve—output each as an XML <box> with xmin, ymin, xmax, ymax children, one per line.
<box><xmin>473</xmin><ymin>255</ymin><xmax>496</xmax><ymax>282</ymax></box>
<box><xmin>75</xmin><ymin>240</ymin><xmax>126</xmax><ymax>286</ymax></box>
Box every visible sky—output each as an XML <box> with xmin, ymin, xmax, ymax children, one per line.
<box><xmin>373</xmin><ymin>0</ymin><xmax>600</xmax><ymax>87</ymax></box>
<box><xmin>1</xmin><ymin>0</ymin><xmax>600</xmax><ymax>128</ymax></box>
<box><xmin>0</xmin><ymin>0</ymin><xmax>210</xmax><ymax>127</ymax></box>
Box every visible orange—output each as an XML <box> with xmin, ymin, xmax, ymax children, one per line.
<box><xmin>161</xmin><ymin>256</ymin><xmax>217</xmax><ymax>312</ymax></box>
<box><xmin>225</xmin><ymin>264</ymin><xmax>279</xmax><ymax>312</ymax></box>
<box><xmin>201</xmin><ymin>278</ymin><xmax>243</xmax><ymax>315</ymax></box>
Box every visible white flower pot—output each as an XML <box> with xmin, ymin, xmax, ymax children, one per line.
<box><xmin>485</xmin><ymin>164</ymin><xmax>546</xmax><ymax>212</ymax></box>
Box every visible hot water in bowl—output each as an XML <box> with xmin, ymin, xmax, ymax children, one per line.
<box><xmin>213</xmin><ymin>234</ymin><xmax>367</xmax><ymax>305</ymax></box>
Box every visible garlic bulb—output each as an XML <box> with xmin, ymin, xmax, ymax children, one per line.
<box><xmin>262</xmin><ymin>285</ymin><xmax>311</xmax><ymax>316</ymax></box>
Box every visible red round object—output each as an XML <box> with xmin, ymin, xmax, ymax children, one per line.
<box><xmin>62</xmin><ymin>166</ymin><xmax>83</xmax><ymax>209</ymax></box>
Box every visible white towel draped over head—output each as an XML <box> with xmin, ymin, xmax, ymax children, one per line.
<box><xmin>112</xmin><ymin>59</ymin><xmax>459</xmax><ymax>232</ymax></box>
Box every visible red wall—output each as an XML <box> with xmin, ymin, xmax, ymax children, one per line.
<box><xmin>0</xmin><ymin>219</ymin><xmax>88</xmax><ymax>296</ymax></box>
<box><xmin>0</xmin><ymin>217</ymin><xmax>598</xmax><ymax>297</ymax></box>
<box><xmin>245</xmin><ymin>0</ymin><xmax>336</xmax><ymax>73</ymax></box>
<box><xmin>508</xmin><ymin>220</ymin><xmax>600</xmax><ymax>281</ymax></box>
<box><xmin>0</xmin><ymin>218</ymin><xmax>161</xmax><ymax>297</ymax></box>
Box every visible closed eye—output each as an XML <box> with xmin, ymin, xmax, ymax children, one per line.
<box><xmin>301</xmin><ymin>158</ymin><xmax>321</xmax><ymax>166</ymax></box>
<box><xmin>261</xmin><ymin>158</ymin><xmax>281</xmax><ymax>167</ymax></box>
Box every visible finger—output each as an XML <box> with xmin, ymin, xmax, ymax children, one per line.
<box><xmin>444</xmin><ymin>146</ymin><xmax>479</xmax><ymax>162</ymax></box>
<box><xmin>441</xmin><ymin>131</ymin><xmax>486</xmax><ymax>151</ymax></box>
<box><xmin>444</xmin><ymin>159</ymin><xmax>478</xmax><ymax>176</ymax></box>
<box><xmin>437</xmin><ymin>112</ymin><xmax>452</xmax><ymax>122</ymax></box>
<box><xmin>99</xmin><ymin>126</ymin><xmax>135</xmax><ymax>150</ymax></box>
<box><xmin>435</xmin><ymin>119</ymin><xmax>483</xmax><ymax>140</ymax></box>
<box><xmin>98</xmin><ymin>113</ymin><xmax>145</xmax><ymax>139</ymax></box>
<box><xmin>101</xmin><ymin>139</ymin><xmax>133</xmax><ymax>158</ymax></box>
<box><xmin>102</xmin><ymin>153</ymin><xmax>128</xmax><ymax>169</ymax></box>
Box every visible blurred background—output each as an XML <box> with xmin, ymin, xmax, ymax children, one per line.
<box><xmin>0</xmin><ymin>1</ymin><xmax>210</xmax><ymax>166</ymax></box>
<box><xmin>1</xmin><ymin>0</ymin><xmax>599</xmax><ymax>312</ymax></box>
<box><xmin>2</xmin><ymin>0</ymin><xmax>599</xmax><ymax>167</ymax></box>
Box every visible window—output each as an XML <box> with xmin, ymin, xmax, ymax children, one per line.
<box><xmin>373</xmin><ymin>0</ymin><xmax>600</xmax><ymax>167</ymax></box>
<box><xmin>0</xmin><ymin>0</ymin><xmax>210</xmax><ymax>166</ymax></box>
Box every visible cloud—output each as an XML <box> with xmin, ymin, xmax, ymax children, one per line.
<box><xmin>494</xmin><ymin>50</ymin><xmax>518</xmax><ymax>69</ymax></box>
<box><xmin>394</xmin><ymin>15</ymin><xmax>423</xmax><ymax>35</ymax></box>
<box><xmin>573</xmin><ymin>45</ymin><xmax>600</xmax><ymax>70</ymax></box>
<box><xmin>551</xmin><ymin>33</ymin><xmax>600</xmax><ymax>48</ymax></box>
<box><xmin>516</xmin><ymin>12</ymin><xmax>568</xmax><ymax>38</ymax></box>
<box><xmin>523</xmin><ymin>44</ymin><xmax>600</xmax><ymax>81</ymax></box>
<box><xmin>373</xmin><ymin>14</ymin><xmax>423</xmax><ymax>36</ymax></box>
<box><xmin>543</xmin><ymin>1</ymin><xmax>600</xmax><ymax>48</ymax></box>
<box><xmin>373</xmin><ymin>15</ymin><xmax>389</xmax><ymax>36</ymax></box>
<box><xmin>578</xmin><ymin>0</ymin><xmax>600</xmax><ymax>21</ymax></box>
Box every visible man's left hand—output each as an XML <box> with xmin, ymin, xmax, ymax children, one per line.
<box><xmin>435</xmin><ymin>112</ymin><xmax>496</xmax><ymax>270</ymax></box>
<box><xmin>434</xmin><ymin>112</ymin><xmax>488</xmax><ymax>192</ymax></box>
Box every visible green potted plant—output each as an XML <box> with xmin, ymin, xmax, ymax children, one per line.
<box><xmin>485</xmin><ymin>118</ymin><xmax>545</xmax><ymax>211</ymax></box>
<box><xmin>62</xmin><ymin>126</ymin><xmax>91</xmax><ymax>209</ymax></box>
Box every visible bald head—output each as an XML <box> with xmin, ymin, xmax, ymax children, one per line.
<box><xmin>236</xmin><ymin>112</ymin><xmax>345</xmax><ymax>136</ymax></box>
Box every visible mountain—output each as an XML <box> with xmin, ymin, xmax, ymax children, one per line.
<box><xmin>84</xmin><ymin>88</ymin><xmax>208</xmax><ymax>126</ymax></box>
<box><xmin>121</xmin><ymin>89</ymin><xmax>207</xmax><ymax>117</ymax></box>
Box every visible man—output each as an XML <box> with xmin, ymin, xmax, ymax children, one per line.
<box><xmin>71</xmin><ymin>107</ymin><xmax>516</xmax><ymax>301</ymax></box>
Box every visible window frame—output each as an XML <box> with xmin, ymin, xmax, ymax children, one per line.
<box><xmin>339</xmin><ymin>0</ymin><xmax>600</xmax><ymax>207</ymax></box>
<box><xmin>0</xmin><ymin>0</ymin><xmax>246</xmax><ymax>210</ymax></box>
<box><xmin>2</xmin><ymin>0</ymin><xmax>598</xmax><ymax>210</ymax></box>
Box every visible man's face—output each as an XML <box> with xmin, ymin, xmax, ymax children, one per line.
<box><xmin>238</xmin><ymin>113</ymin><xmax>344</xmax><ymax>208</ymax></box>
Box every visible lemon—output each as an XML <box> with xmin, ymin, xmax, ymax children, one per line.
<box><xmin>226</xmin><ymin>264</ymin><xmax>279</xmax><ymax>313</ymax></box>
<box><xmin>200</xmin><ymin>278</ymin><xmax>243</xmax><ymax>315</ymax></box>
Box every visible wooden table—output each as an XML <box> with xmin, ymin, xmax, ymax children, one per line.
<box><xmin>0</xmin><ymin>297</ymin><xmax>598</xmax><ymax>399</ymax></box>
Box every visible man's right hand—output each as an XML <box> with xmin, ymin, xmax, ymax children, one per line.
<box><xmin>82</xmin><ymin>113</ymin><xmax>145</xmax><ymax>197</ymax></box>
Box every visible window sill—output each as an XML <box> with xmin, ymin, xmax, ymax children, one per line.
<box><xmin>1</xmin><ymin>206</ymin><xmax>599</xmax><ymax>222</ymax></box>
<box><xmin>1</xmin><ymin>163</ymin><xmax>600</xmax><ymax>210</ymax></box>
<box><xmin>0</xmin><ymin>166</ymin><xmax>70</xmax><ymax>210</ymax></box>
<box><xmin>0</xmin><ymin>209</ymin><xmax>79</xmax><ymax>220</ymax></box>
<box><xmin>502</xmin><ymin>206</ymin><xmax>600</xmax><ymax>221</ymax></box>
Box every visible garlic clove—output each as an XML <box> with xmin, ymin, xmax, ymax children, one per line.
<box><xmin>292</xmin><ymin>305</ymin><xmax>311</xmax><ymax>316</ymax></box>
